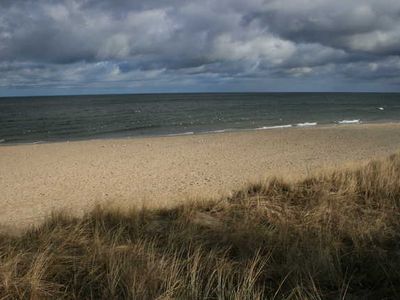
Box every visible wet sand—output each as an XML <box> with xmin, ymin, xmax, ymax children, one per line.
<box><xmin>1</xmin><ymin>123</ymin><xmax>400</xmax><ymax>229</ymax></box>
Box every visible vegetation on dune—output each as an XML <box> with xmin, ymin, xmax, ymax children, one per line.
<box><xmin>1</xmin><ymin>153</ymin><xmax>400</xmax><ymax>299</ymax></box>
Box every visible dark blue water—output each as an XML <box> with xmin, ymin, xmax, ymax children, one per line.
<box><xmin>0</xmin><ymin>93</ymin><xmax>399</xmax><ymax>144</ymax></box>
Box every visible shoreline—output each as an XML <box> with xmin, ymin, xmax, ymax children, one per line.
<box><xmin>1</xmin><ymin>122</ymin><xmax>400</xmax><ymax>229</ymax></box>
<box><xmin>1</xmin><ymin>119</ymin><xmax>399</xmax><ymax>147</ymax></box>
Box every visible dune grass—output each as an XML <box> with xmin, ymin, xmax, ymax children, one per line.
<box><xmin>1</xmin><ymin>153</ymin><xmax>400</xmax><ymax>299</ymax></box>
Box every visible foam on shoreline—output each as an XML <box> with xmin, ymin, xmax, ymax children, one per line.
<box><xmin>166</xmin><ymin>131</ymin><xmax>195</xmax><ymax>137</ymax></box>
<box><xmin>296</xmin><ymin>122</ymin><xmax>317</xmax><ymax>127</ymax></box>
<box><xmin>337</xmin><ymin>119</ymin><xmax>360</xmax><ymax>124</ymax></box>
<box><xmin>255</xmin><ymin>124</ymin><xmax>293</xmax><ymax>130</ymax></box>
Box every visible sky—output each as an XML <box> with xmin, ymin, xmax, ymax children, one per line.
<box><xmin>1</xmin><ymin>0</ymin><xmax>400</xmax><ymax>96</ymax></box>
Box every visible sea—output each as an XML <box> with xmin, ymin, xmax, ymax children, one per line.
<box><xmin>0</xmin><ymin>93</ymin><xmax>399</xmax><ymax>144</ymax></box>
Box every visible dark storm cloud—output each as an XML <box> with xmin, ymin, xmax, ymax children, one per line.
<box><xmin>248</xmin><ymin>0</ymin><xmax>400</xmax><ymax>55</ymax></box>
<box><xmin>0</xmin><ymin>0</ymin><xmax>399</xmax><ymax>93</ymax></box>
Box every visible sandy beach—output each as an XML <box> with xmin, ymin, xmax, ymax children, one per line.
<box><xmin>1</xmin><ymin>123</ymin><xmax>400</xmax><ymax>229</ymax></box>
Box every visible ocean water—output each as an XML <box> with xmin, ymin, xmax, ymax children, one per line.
<box><xmin>0</xmin><ymin>93</ymin><xmax>399</xmax><ymax>144</ymax></box>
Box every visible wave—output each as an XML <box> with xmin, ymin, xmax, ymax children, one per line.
<box><xmin>256</xmin><ymin>124</ymin><xmax>293</xmax><ymax>130</ymax></box>
<box><xmin>203</xmin><ymin>129</ymin><xmax>234</xmax><ymax>134</ymax></box>
<box><xmin>378</xmin><ymin>107</ymin><xmax>384</xmax><ymax>111</ymax></box>
<box><xmin>0</xmin><ymin>139</ymin><xmax>5</xmax><ymax>143</ymax></box>
<box><xmin>166</xmin><ymin>131</ymin><xmax>195</xmax><ymax>137</ymax></box>
<box><xmin>337</xmin><ymin>119</ymin><xmax>360</xmax><ymax>124</ymax></box>
<box><xmin>296</xmin><ymin>122</ymin><xmax>317</xmax><ymax>127</ymax></box>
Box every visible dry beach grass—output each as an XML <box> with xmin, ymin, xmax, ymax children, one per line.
<box><xmin>1</xmin><ymin>152</ymin><xmax>400</xmax><ymax>299</ymax></box>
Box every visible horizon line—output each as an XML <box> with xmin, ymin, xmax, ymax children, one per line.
<box><xmin>1</xmin><ymin>90</ymin><xmax>400</xmax><ymax>99</ymax></box>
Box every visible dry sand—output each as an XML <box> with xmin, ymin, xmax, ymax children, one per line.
<box><xmin>1</xmin><ymin>123</ymin><xmax>400</xmax><ymax>229</ymax></box>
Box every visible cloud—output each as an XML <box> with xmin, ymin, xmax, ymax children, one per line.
<box><xmin>249</xmin><ymin>0</ymin><xmax>400</xmax><ymax>55</ymax></box>
<box><xmin>0</xmin><ymin>0</ymin><xmax>399</xmax><ymax>94</ymax></box>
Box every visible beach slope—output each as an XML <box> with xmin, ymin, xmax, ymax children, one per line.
<box><xmin>1</xmin><ymin>123</ymin><xmax>400</xmax><ymax>228</ymax></box>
